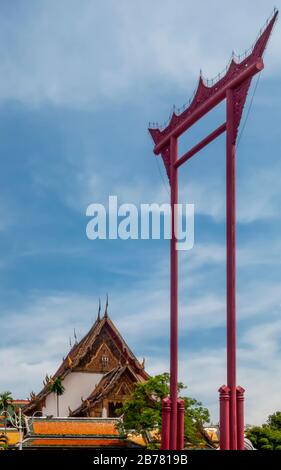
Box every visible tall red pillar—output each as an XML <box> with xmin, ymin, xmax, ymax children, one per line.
<box><xmin>219</xmin><ymin>385</ymin><xmax>230</xmax><ymax>450</ymax></box>
<box><xmin>169</xmin><ymin>136</ymin><xmax>178</xmax><ymax>449</ymax></box>
<box><xmin>236</xmin><ymin>386</ymin><xmax>245</xmax><ymax>450</ymax></box>
<box><xmin>226</xmin><ymin>88</ymin><xmax>237</xmax><ymax>450</ymax></box>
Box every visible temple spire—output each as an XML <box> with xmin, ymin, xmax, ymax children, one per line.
<box><xmin>97</xmin><ymin>298</ymin><xmax>101</xmax><ymax>321</ymax></box>
<box><xmin>104</xmin><ymin>294</ymin><xmax>109</xmax><ymax>319</ymax></box>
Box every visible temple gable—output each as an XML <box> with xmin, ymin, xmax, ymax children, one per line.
<box><xmin>23</xmin><ymin>304</ymin><xmax>149</xmax><ymax>418</ymax></box>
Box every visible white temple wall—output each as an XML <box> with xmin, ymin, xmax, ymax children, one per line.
<box><xmin>42</xmin><ymin>372</ymin><xmax>103</xmax><ymax>417</ymax></box>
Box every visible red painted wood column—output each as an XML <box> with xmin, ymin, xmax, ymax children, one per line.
<box><xmin>161</xmin><ymin>397</ymin><xmax>171</xmax><ymax>450</ymax></box>
<box><xmin>226</xmin><ymin>88</ymin><xmax>237</xmax><ymax>450</ymax></box>
<box><xmin>177</xmin><ymin>399</ymin><xmax>185</xmax><ymax>450</ymax></box>
<box><xmin>219</xmin><ymin>385</ymin><xmax>230</xmax><ymax>450</ymax></box>
<box><xmin>236</xmin><ymin>386</ymin><xmax>245</xmax><ymax>450</ymax></box>
<box><xmin>170</xmin><ymin>136</ymin><xmax>178</xmax><ymax>450</ymax></box>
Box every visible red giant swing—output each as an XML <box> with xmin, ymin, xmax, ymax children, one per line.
<box><xmin>148</xmin><ymin>10</ymin><xmax>278</xmax><ymax>450</ymax></box>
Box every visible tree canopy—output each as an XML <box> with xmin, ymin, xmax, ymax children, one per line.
<box><xmin>48</xmin><ymin>377</ymin><xmax>65</xmax><ymax>416</ymax></box>
<box><xmin>246</xmin><ymin>411</ymin><xmax>281</xmax><ymax>450</ymax></box>
<box><xmin>267</xmin><ymin>411</ymin><xmax>281</xmax><ymax>430</ymax></box>
<box><xmin>117</xmin><ymin>373</ymin><xmax>211</xmax><ymax>448</ymax></box>
<box><xmin>48</xmin><ymin>377</ymin><xmax>65</xmax><ymax>396</ymax></box>
<box><xmin>0</xmin><ymin>391</ymin><xmax>13</xmax><ymax>413</ymax></box>
<box><xmin>0</xmin><ymin>391</ymin><xmax>15</xmax><ymax>433</ymax></box>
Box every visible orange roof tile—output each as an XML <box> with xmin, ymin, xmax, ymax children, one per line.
<box><xmin>29</xmin><ymin>438</ymin><xmax>125</xmax><ymax>447</ymax></box>
<box><xmin>33</xmin><ymin>420</ymin><xmax>119</xmax><ymax>436</ymax></box>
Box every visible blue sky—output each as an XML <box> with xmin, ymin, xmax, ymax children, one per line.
<box><xmin>0</xmin><ymin>0</ymin><xmax>281</xmax><ymax>425</ymax></box>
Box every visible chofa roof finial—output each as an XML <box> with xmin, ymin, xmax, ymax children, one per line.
<box><xmin>104</xmin><ymin>293</ymin><xmax>109</xmax><ymax>318</ymax></box>
<box><xmin>97</xmin><ymin>298</ymin><xmax>101</xmax><ymax>321</ymax></box>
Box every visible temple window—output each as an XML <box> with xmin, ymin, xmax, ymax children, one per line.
<box><xmin>101</xmin><ymin>355</ymin><xmax>109</xmax><ymax>368</ymax></box>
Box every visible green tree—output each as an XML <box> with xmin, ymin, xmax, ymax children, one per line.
<box><xmin>117</xmin><ymin>373</ymin><xmax>210</xmax><ymax>448</ymax></box>
<box><xmin>48</xmin><ymin>377</ymin><xmax>65</xmax><ymax>416</ymax></box>
<box><xmin>182</xmin><ymin>396</ymin><xmax>211</xmax><ymax>446</ymax></box>
<box><xmin>0</xmin><ymin>391</ymin><xmax>14</xmax><ymax>434</ymax></box>
<box><xmin>246</xmin><ymin>422</ymin><xmax>281</xmax><ymax>450</ymax></box>
<box><xmin>267</xmin><ymin>411</ymin><xmax>281</xmax><ymax>430</ymax></box>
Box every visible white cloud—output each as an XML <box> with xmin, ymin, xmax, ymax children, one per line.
<box><xmin>238</xmin><ymin>163</ymin><xmax>281</xmax><ymax>223</ymax></box>
<box><xmin>0</xmin><ymin>291</ymin><xmax>100</xmax><ymax>397</ymax></box>
<box><xmin>0</xmin><ymin>1</ymin><xmax>279</xmax><ymax>108</ymax></box>
<box><xmin>178</xmin><ymin>157</ymin><xmax>281</xmax><ymax>224</ymax></box>
<box><xmin>3</xmin><ymin>1</ymin><xmax>277</xmax><ymax>226</ymax></box>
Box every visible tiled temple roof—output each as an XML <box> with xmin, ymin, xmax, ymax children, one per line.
<box><xmin>31</xmin><ymin>418</ymin><xmax>119</xmax><ymax>436</ymax></box>
<box><xmin>23</xmin><ymin>438</ymin><xmax>127</xmax><ymax>448</ymax></box>
<box><xmin>23</xmin><ymin>417</ymin><xmax>143</xmax><ymax>448</ymax></box>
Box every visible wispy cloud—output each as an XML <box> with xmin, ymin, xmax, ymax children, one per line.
<box><xmin>0</xmin><ymin>1</ymin><xmax>279</xmax><ymax>108</ymax></box>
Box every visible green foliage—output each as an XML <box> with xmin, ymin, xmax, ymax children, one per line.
<box><xmin>117</xmin><ymin>373</ymin><xmax>210</xmax><ymax>448</ymax></box>
<box><xmin>0</xmin><ymin>391</ymin><xmax>13</xmax><ymax>412</ymax></box>
<box><xmin>48</xmin><ymin>377</ymin><xmax>65</xmax><ymax>416</ymax></box>
<box><xmin>246</xmin><ymin>421</ymin><xmax>281</xmax><ymax>451</ymax></box>
<box><xmin>48</xmin><ymin>377</ymin><xmax>65</xmax><ymax>396</ymax></box>
<box><xmin>267</xmin><ymin>411</ymin><xmax>281</xmax><ymax>430</ymax></box>
<box><xmin>182</xmin><ymin>396</ymin><xmax>210</xmax><ymax>446</ymax></box>
<box><xmin>116</xmin><ymin>373</ymin><xmax>170</xmax><ymax>434</ymax></box>
<box><xmin>0</xmin><ymin>391</ymin><xmax>14</xmax><ymax>433</ymax></box>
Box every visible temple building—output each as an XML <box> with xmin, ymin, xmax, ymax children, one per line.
<box><xmin>24</xmin><ymin>301</ymin><xmax>149</xmax><ymax>419</ymax></box>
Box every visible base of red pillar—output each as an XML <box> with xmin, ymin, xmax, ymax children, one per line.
<box><xmin>161</xmin><ymin>397</ymin><xmax>185</xmax><ymax>450</ymax></box>
<box><xmin>236</xmin><ymin>386</ymin><xmax>245</xmax><ymax>450</ymax></box>
<box><xmin>219</xmin><ymin>385</ymin><xmax>230</xmax><ymax>450</ymax></box>
<box><xmin>161</xmin><ymin>397</ymin><xmax>171</xmax><ymax>450</ymax></box>
<box><xmin>218</xmin><ymin>385</ymin><xmax>245</xmax><ymax>450</ymax></box>
<box><xmin>177</xmin><ymin>399</ymin><xmax>185</xmax><ymax>450</ymax></box>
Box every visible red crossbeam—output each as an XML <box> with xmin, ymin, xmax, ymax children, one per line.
<box><xmin>175</xmin><ymin>122</ymin><xmax>226</xmax><ymax>168</ymax></box>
